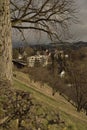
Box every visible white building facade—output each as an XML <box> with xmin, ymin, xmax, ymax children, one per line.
<box><xmin>27</xmin><ymin>55</ymin><xmax>50</xmax><ymax>67</ymax></box>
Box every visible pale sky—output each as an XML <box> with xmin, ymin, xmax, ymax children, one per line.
<box><xmin>72</xmin><ymin>0</ymin><xmax>87</xmax><ymax>42</ymax></box>
<box><xmin>12</xmin><ymin>0</ymin><xmax>87</xmax><ymax>45</ymax></box>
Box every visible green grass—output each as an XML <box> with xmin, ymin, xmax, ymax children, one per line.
<box><xmin>13</xmin><ymin>79</ymin><xmax>87</xmax><ymax>130</ymax></box>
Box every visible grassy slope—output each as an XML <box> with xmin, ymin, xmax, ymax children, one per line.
<box><xmin>13</xmin><ymin>72</ymin><xmax>87</xmax><ymax>130</ymax></box>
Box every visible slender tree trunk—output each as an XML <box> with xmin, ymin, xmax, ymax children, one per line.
<box><xmin>0</xmin><ymin>0</ymin><xmax>12</xmax><ymax>81</ymax></box>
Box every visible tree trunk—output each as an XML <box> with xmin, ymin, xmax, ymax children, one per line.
<box><xmin>0</xmin><ymin>0</ymin><xmax>12</xmax><ymax>81</ymax></box>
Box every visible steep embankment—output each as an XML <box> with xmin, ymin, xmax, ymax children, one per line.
<box><xmin>13</xmin><ymin>71</ymin><xmax>87</xmax><ymax>130</ymax></box>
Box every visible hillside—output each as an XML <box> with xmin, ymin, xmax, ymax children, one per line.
<box><xmin>13</xmin><ymin>41</ymin><xmax>87</xmax><ymax>50</ymax></box>
<box><xmin>13</xmin><ymin>71</ymin><xmax>87</xmax><ymax>130</ymax></box>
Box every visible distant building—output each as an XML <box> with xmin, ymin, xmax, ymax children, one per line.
<box><xmin>12</xmin><ymin>59</ymin><xmax>27</xmax><ymax>69</ymax></box>
<box><xmin>27</xmin><ymin>56</ymin><xmax>36</xmax><ymax>67</ymax></box>
<box><xmin>18</xmin><ymin>54</ymin><xmax>23</xmax><ymax>60</ymax></box>
<box><xmin>27</xmin><ymin>54</ymin><xmax>52</xmax><ymax>67</ymax></box>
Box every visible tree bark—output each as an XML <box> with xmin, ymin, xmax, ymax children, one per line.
<box><xmin>0</xmin><ymin>0</ymin><xmax>12</xmax><ymax>81</ymax></box>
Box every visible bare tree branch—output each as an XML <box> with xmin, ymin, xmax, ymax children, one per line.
<box><xmin>10</xmin><ymin>0</ymin><xmax>77</xmax><ymax>41</ymax></box>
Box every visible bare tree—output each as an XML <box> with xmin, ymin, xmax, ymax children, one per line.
<box><xmin>0</xmin><ymin>0</ymin><xmax>77</xmax><ymax>81</ymax></box>
<box><xmin>72</xmin><ymin>69</ymin><xmax>87</xmax><ymax>112</ymax></box>
<box><xmin>11</xmin><ymin>0</ymin><xmax>77</xmax><ymax>41</ymax></box>
<box><xmin>66</xmin><ymin>60</ymin><xmax>87</xmax><ymax>112</ymax></box>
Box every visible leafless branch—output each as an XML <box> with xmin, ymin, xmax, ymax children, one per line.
<box><xmin>10</xmin><ymin>0</ymin><xmax>77</xmax><ymax>41</ymax></box>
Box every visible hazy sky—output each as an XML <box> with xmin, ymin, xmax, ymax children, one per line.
<box><xmin>73</xmin><ymin>0</ymin><xmax>87</xmax><ymax>42</ymax></box>
<box><xmin>13</xmin><ymin>0</ymin><xmax>87</xmax><ymax>45</ymax></box>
